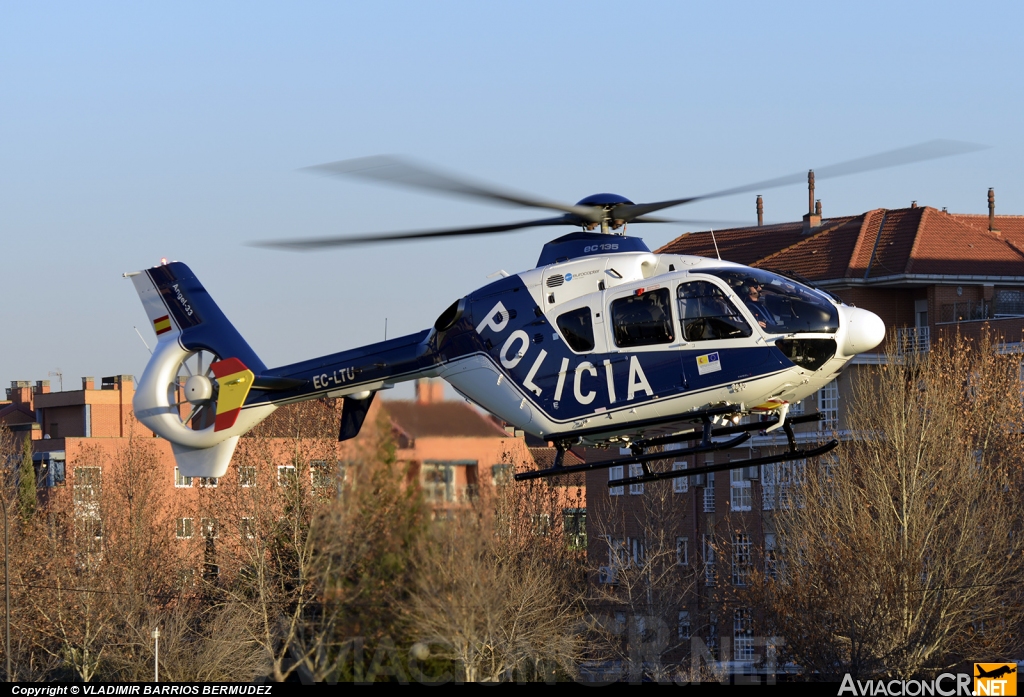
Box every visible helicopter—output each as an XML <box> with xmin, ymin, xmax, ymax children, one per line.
<box><xmin>126</xmin><ymin>141</ymin><xmax>980</xmax><ymax>488</ymax></box>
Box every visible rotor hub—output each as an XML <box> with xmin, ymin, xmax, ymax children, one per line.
<box><xmin>183</xmin><ymin>375</ymin><xmax>214</xmax><ymax>403</ymax></box>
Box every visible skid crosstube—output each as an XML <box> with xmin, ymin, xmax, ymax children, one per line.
<box><xmin>513</xmin><ymin>410</ymin><xmax>830</xmax><ymax>484</ymax></box>
<box><xmin>514</xmin><ymin>431</ymin><xmax>752</xmax><ymax>482</ymax></box>
<box><xmin>608</xmin><ymin>439</ymin><xmax>839</xmax><ymax>488</ymax></box>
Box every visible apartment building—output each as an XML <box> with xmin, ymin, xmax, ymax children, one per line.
<box><xmin>585</xmin><ymin>186</ymin><xmax>1024</xmax><ymax>668</ymax></box>
<box><xmin>3</xmin><ymin>374</ymin><xmax>579</xmax><ymax>571</ymax></box>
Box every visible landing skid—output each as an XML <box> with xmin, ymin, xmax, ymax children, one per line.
<box><xmin>513</xmin><ymin>410</ymin><xmax>836</xmax><ymax>485</ymax></box>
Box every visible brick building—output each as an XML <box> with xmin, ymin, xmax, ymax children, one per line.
<box><xmin>3</xmin><ymin>373</ymin><xmax>580</xmax><ymax>570</ymax></box>
<box><xmin>585</xmin><ymin>186</ymin><xmax>1024</xmax><ymax>668</ymax></box>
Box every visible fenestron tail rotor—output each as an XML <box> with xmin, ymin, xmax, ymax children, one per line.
<box><xmin>255</xmin><ymin>140</ymin><xmax>987</xmax><ymax>250</ymax></box>
<box><xmin>169</xmin><ymin>349</ymin><xmax>220</xmax><ymax>432</ymax></box>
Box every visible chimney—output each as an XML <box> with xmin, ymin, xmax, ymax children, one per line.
<box><xmin>802</xmin><ymin>170</ymin><xmax>821</xmax><ymax>232</ymax></box>
<box><xmin>82</xmin><ymin>376</ymin><xmax>95</xmax><ymax>391</ymax></box>
<box><xmin>6</xmin><ymin>381</ymin><xmax>32</xmax><ymax>406</ymax></box>
<box><xmin>415</xmin><ymin>378</ymin><xmax>445</xmax><ymax>404</ymax></box>
<box><xmin>808</xmin><ymin>170</ymin><xmax>815</xmax><ymax>215</ymax></box>
<box><xmin>34</xmin><ymin>380</ymin><xmax>50</xmax><ymax>395</ymax></box>
<box><xmin>756</xmin><ymin>195</ymin><xmax>764</xmax><ymax>226</ymax></box>
<box><xmin>910</xmin><ymin>201</ymin><xmax>917</xmax><ymax>209</ymax></box>
<box><xmin>988</xmin><ymin>188</ymin><xmax>997</xmax><ymax>231</ymax></box>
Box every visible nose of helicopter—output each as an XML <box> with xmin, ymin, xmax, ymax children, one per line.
<box><xmin>840</xmin><ymin>306</ymin><xmax>886</xmax><ymax>356</ymax></box>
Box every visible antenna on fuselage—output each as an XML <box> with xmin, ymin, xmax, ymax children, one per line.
<box><xmin>710</xmin><ymin>228</ymin><xmax>721</xmax><ymax>260</ymax></box>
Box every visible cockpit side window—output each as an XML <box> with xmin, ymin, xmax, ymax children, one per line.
<box><xmin>611</xmin><ymin>288</ymin><xmax>674</xmax><ymax>348</ymax></box>
<box><xmin>691</xmin><ymin>268</ymin><xmax>840</xmax><ymax>334</ymax></box>
<box><xmin>557</xmin><ymin>307</ymin><xmax>596</xmax><ymax>353</ymax></box>
<box><xmin>677</xmin><ymin>281</ymin><xmax>753</xmax><ymax>342</ymax></box>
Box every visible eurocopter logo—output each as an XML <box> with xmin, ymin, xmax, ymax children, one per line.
<box><xmin>975</xmin><ymin>664</ymin><xmax>1017</xmax><ymax>696</ymax></box>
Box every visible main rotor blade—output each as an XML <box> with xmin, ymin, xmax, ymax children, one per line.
<box><xmin>614</xmin><ymin>139</ymin><xmax>988</xmax><ymax>220</ymax></box>
<box><xmin>252</xmin><ymin>215</ymin><xmax>580</xmax><ymax>251</ymax></box>
<box><xmin>304</xmin><ymin>155</ymin><xmax>600</xmax><ymax>221</ymax></box>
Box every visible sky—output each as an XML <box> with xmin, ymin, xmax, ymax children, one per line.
<box><xmin>3</xmin><ymin>1</ymin><xmax>1023</xmax><ymax>399</ymax></box>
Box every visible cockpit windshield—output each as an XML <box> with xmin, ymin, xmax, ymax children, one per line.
<box><xmin>692</xmin><ymin>268</ymin><xmax>839</xmax><ymax>334</ymax></box>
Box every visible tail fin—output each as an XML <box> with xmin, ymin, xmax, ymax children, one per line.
<box><xmin>129</xmin><ymin>262</ymin><xmax>276</xmax><ymax>477</ymax></box>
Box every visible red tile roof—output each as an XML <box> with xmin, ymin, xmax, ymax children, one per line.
<box><xmin>527</xmin><ymin>447</ymin><xmax>586</xmax><ymax>486</ymax></box>
<box><xmin>656</xmin><ymin>207</ymin><xmax>1024</xmax><ymax>283</ymax></box>
<box><xmin>383</xmin><ymin>401</ymin><xmax>508</xmax><ymax>439</ymax></box>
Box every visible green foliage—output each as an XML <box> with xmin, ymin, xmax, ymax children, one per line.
<box><xmin>338</xmin><ymin>408</ymin><xmax>426</xmax><ymax>649</ymax></box>
<box><xmin>18</xmin><ymin>435</ymin><xmax>35</xmax><ymax>519</ymax></box>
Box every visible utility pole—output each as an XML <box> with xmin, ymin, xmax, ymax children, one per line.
<box><xmin>1</xmin><ymin>494</ymin><xmax>10</xmax><ymax>681</ymax></box>
<box><xmin>152</xmin><ymin>627</ymin><xmax>160</xmax><ymax>682</ymax></box>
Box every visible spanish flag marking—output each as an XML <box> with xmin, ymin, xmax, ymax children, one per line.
<box><xmin>153</xmin><ymin>315</ymin><xmax>172</xmax><ymax>335</ymax></box>
<box><xmin>210</xmin><ymin>358</ymin><xmax>255</xmax><ymax>432</ymax></box>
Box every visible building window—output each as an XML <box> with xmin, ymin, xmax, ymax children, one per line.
<box><xmin>818</xmin><ymin>379</ymin><xmax>839</xmax><ymax>431</ymax></box>
<box><xmin>201</xmin><ymin>518</ymin><xmax>219</xmax><ymax>539</ymax></box>
<box><xmin>74</xmin><ymin>467</ymin><xmax>101</xmax><ymax>504</ymax></box>
<box><xmin>310</xmin><ymin>460</ymin><xmax>334</xmax><ymax>489</ymax></box>
<box><xmin>239</xmin><ymin>466</ymin><xmax>256</xmax><ymax>488</ymax></box>
<box><xmin>730</xmin><ymin>468</ymin><xmax>751</xmax><ymax>511</ymax></box>
<box><xmin>676</xmin><ymin>536</ymin><xmax>689</xmax><ymax>566</ymax></box>
<box><xmin>789</xmin><ymin>398</ymin><xmax>804</xmax><ymax>416</ymax></box>
<box><xmin>732</xmin><ymin>533</ymin><xmax>752</xmax><ymax>586</ymax></box>
<box><xmin>631</xmin><ymin>538</ymin><xmax>646</xmax><ymax>568</ymax></box>
<box><xmin>820</xmin><ymin>452</ymin><xmax>838</xmax><ymax>481</ymax></box>
<box><xmin>765</xmin><ymin>533</ymin><xmax>779</xmax><ymax>580</ymax></box>
<box><xmin>277</xmin><ymin>465</ymin><xmax>296</xmax><ymax>487</ymax></box>
<box><xmin>176</xmin><ymin>517</ymin><xmax>194</xmax><ymax>539</ymax></box>
<box><xmin>174</xmin><ymin>468</ymin><xmax>193</xmax><ymax>488</ymax></box>
<box><xmin>609</xmin><ymin>465</ymin><xmax>624</xmax><ymax>496</ymax></box>
<box><xmin>608</xmin><ymin>537</ymin><xmax>628</xmax><ymax>576</ymax></box>
<box><xmin>563</xmin><ymin>508</ymin><xmax>586</xmax><ymax>549</ymax></box>
<box><xmin>672</xmin><ymin>460</ymin><xmax>688</xmax><ymax>493</ymax></box>
<box><xmin>628</xmin><ymin>463</ymin><xmax>644</xmax><ymax>495</ymax></box>
<box><xmin>531</xmin><ymin>513</ymin><xmax>551</xmax><ymax>536</ymax></box>
<box><xmin>73</xmin><ymin>466</ymin><xmax>102</xmax><ymax>527</ymax></box>
<box><xmin>734</xmin><ymin>608</ymin><xmax>754</xmax><ymax>660</ymax></box>
<box><xmin>762</xmin><ymin>460</ymin><xmax>806</xmax><ymax>510</ymax></box>
<box><xmin>703</xmin><ymin>471</ymin><xmax>715</xmax><ymax>512</ymax></box>
<box><xmin>199</xmin><ymin>477</ymin><xmax>218</xmax><ymax>488</ymax></box>
<box><xmin>707</xmin><ymin>611</ymin><xmax>719</xmax><ymax>660</ymax></box>
<box><xmin>240</xmin><ymin>517</ymin><xmax>254</xmax><ymax>540</ymax></box>
<box><xmin>422</xmin><ymin>463</ymin><xmax>455</xmax><ymax>504</ymax></box>
<box><xmin>491</xmin><ymin>464</ymin><xmax>512</xmax><ymax>487</ymax></box>
<box><xmin>702</xmin><ymin>534</ymin><xmax>716</xmax><ymax>586</ymax></box>
<box><xmin>75</xmin><ymin>518</ymin><xmax>103</xmax><ymax>554</ymax></box>
<box><xmin>678</xmin><ymin>610</ymin><xmax>691</xmax><ymax>641</ymax></box>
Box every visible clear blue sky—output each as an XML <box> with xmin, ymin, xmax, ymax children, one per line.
<box><xmin>2</xmin><ymin>1</ymin><xmax>1021</xmax><ymax>398</ymax></box>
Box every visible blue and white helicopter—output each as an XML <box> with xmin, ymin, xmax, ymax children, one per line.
<box><xmin>127</xmin><ymin>142</ymin><xmax>977</xmax><ymax>489</ymax></box>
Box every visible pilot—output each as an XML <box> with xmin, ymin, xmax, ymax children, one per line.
<box><xmin>742</xmin><ymin>278</ymin><xmax>773</xmax><ymax>330</ymax></box>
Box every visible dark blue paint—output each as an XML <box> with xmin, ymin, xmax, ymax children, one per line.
<box><xmin>536</xmin><ymin>232</ymin><xmax>651</xmax><ymax>267</ymax></box>
<box><xmin>149</xmin><ymin>263</ymin><xmax>267</xmax><ymax>373</ymax></box>
<box><xmin>575</xmin><ymin>193</ymin><xmax>635</xmax><ymax>206</ymax></box>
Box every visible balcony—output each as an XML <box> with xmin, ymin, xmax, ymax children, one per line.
<box><xmin>896</xmin><ymin>327</ymin><xmax>930</xmax><ymax>355</ymax></box>
<box><xmin>940</xmin><ymin>298</ymin><xmax>1024</xmax><ymax>324</ymax></box>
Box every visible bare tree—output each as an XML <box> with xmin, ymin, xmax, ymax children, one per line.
<box><xmin>588</xmin><ymin>472</ymin><xmax>697</xmax><ymax>683</ymax></box>
<box><xmin>218</xmin><ymin>401</ymin><xmax>425</xmax><ymax>682</ymax></box>
<box><xmin>407</xmin><ymin>476</ymin><xmax>585</xmax><ymax>682</ymax></box>
<box><xmin>755</xmin><ymin>332</ymin><xmax>1024</xmax><ymax>679</ymax></box>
